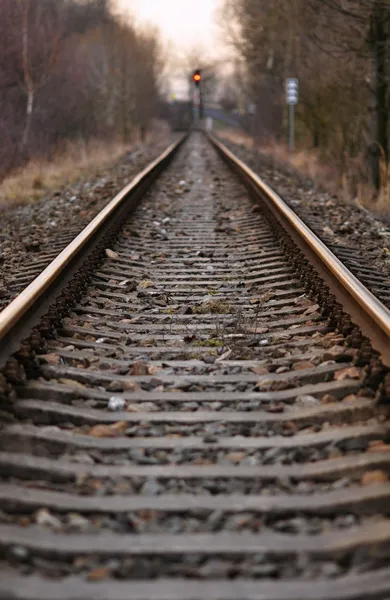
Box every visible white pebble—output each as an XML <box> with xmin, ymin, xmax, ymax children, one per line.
<box><xmin>36</xmin><ymin>508</ymin><xmax>62</xmax><ymax>529</ymax></box>
<box><xmin>108</xmin><ymin>396</ymin><xmax>126</xmax><ymax>411</ymax></box>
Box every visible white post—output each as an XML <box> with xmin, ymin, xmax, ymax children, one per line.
<box><xmin>286</xmin><ymin>78</ymin><xmax>298</xmax><ymax>157</ymax></box>
<box><xmin>289</xmin><ymin>103</ymin><xmax>295</xmax><ymax>155</ymax></box>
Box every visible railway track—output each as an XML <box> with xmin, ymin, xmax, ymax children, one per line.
<box><xmin>0</xmin><ymin>132</ymin><xmax>390</xmax><ymax>599</ymax></box>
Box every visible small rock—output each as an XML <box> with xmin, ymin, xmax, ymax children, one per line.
<box><xmin>126</xmin><ymin>403</ymin><xmax>144</xmax><ymax>412</ymax></box>
<box><xmin>266</xmin><ymin>403</ymin><xmax>285</xmax><ymax>413</ymax></box>
<box><xmin>107</xmin><ymin>381</ymin><xmax>123</xmax><ymax>392</ymax></box>
<box><xmin>335</xmin><ymin>514</ymin><xmax>357</xmax><ymax>528</ymax></box>
<box><xmin>224</xmin><ymin>513</ymin><xmax>257</xmax><ymax>531</ymax></box>
<box><xmin>334</xmin><ymin>366</ymin><xmax>361</xmax><ymax>380</ymax></box>
<box><xmin>331</xmin><ymin>476</ymin><xmax>351</xmax><ymax>490</ymax></box>
<box><xmin>172</xmin><ymin>379</ymin><xmax>193</xmax><ymax>390</ymax></box>
<box><xmin>105</xmin><ymin>249</ymin><xmax>119</xmax><ymax>260</ymax></box>
<box><xmin>199</xmin><ymin>559</ymin><xmax>230</xmax><ymax>578</ymax></box>
<box><xmin>273</xmin><ymin>517</ymin><xmax>305</xmax><ymax>534</ymax></box>
<box><xmin>343</xmin><ymin>394</ymin><xmax>358</xmax><ymax>402</ymax></box>
<box><xmin>68</xmin><ymin>452</ymin><xmax>95</xmax><ymax>465</ymax></box>
<box><xmin>275</xmin><ymin>366</ymin><xmax>289</xmax><ymax>373</ymax></box>
<box><xmin>216</xmin><ymin>349</ymin><xmax>232</xmax><ymax>362</ymax></box>
<box><xmin>59</xmin><ymin>378</ymin><xmax>85</xmax><ymax>388</ymax></box>
<box><xmin>321</xmin><ymin>394</ymin><xmax>338</xmax><ymax>404</ymax></box>
<box><xmin>39</xmin><ymin>353</ymin><xmax>61</xmax><ymax>366</ymax></box>
<box><xmin>207</xmin><ymin>510</ymin><xmax>224</xmax><ymax>529</ymax></box>
<box><xmin>88</xmin><ymin>421</ymin><xmax>128</xmax><ymax>438</ymax></box>
<box><xmin>203</xmin><ymin>435</ymin><xmax>218</xmax><ymax>443</ymax></box>
<box><xmin>157</xmin><ymin>228</ymin><xmax>168</xmax><ymax>239</ymax></box>
<box><xmin>203</xmin><ymin>356</ymin><xmax>216</xmax><ymax>364</ymax></box>
<box><xmin>262</xmin><ymin>447</ymin><xmax>281</xmax><ymax>464</ymax></box>
<box><xmin>9</xmin><ymin>545</ymin><xmax>29</xmax><ymax>561</ymax></box>
<box><xmin>130</xmin><ymin>361</ymin><xmax>149</xmax><ymax>376</ymax></box>
<box><xmin>223</xmin><ymin>452</ymin><xmax>245</xmax><ymax>464</ymax></box>
<box><xmin>293</xmin><ymin>361</ymin><xmax>315</xmax><ymax>370</ymax></box>
<box><xmin>339</xmin><ymin>438</ymin><xmax>368</xmax><ymax>452</ymax></box>
<box><xmin>320</xmin><ymin>562</ymin><xmax>341</xmax><ymax>578</ymax></box>
<box><xmin>35</xmin><ymin>508</ymin><xmax>62</xmax><ymax>530</ymax></box>
<box><xmin>251</xmin><ymin>563</ymin><xmax>279</xmax><ymax>577</ymax></box>
<box><xmin>108</xmin><ymin>396</ymin><xmax>127</xmax><ymax>411</ymax></box>
<box><xmin>25</xmin><ymin>240</ymin><xmax>40</xmax><ymax>252</ymax></box>
<box><xmin>304</xmin><ymin>304</ymin><xmax>320</xmax><ymax>315</ymax></box>
<box><xmin>360</xmin><ymin>470</ymin><xmax>388</xmax><ymax>486</ymax></box>
<box><xmin>122</xmin><ymin>380</ymin><xmax>141</xmax><ymax>392</ymax></box>
<box><xmin>67</xmin><ymin>513</ymin><xmax>90</xmax><ymax>531</ymax></box>
<box><xmin>296</xmin><ymin>394</ymin><xmax>320</xmax><ymax>407</ymax></box>
<box><xmin>87</xmin><ymin>566</ymin><xmax>111</xmax><ymax>581</ymax></box>
<box><xmin>140</xmin><ymin>478</ymin><xmax>163</xmax><ymax>495</ymax></box>
<box><xmin>115</xmin><ymin>558</ymin><xmax>136</xmax><ymax>579</ymax></box>
<box><xmin>251</xmin><ymin>366</ymin><xmax>269</xmax><ymax>375</ymax></box>
<box><xmin>367</xmin><ymin>441</ymin><xmax>390</xmax><ymax>453</ymax></box>
<box><xmin>138</xmin><ymin>279</ymin><xmax>154</xmax><ymax>289</ymax></box>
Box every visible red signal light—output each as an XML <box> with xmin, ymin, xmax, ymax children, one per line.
<box><xmin>193</xmin><ymin>70</ymin><xmax>202</xmax><ymax>87</ymax></box>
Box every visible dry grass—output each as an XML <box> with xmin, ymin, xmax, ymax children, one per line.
<box><xmin>367</xmin><ymin>161</ymin><xmax>390</xmax><ymax>213</ymax></box>
<box><xmin>219</xmin><ymin>128</ymin><xmax>341</xmax><ymax>194</ymax></box>
<box><xmin>193</xmin><ymin>299</ymin><xmax>232</xmax><ymax>314</ymax></box>
<box><xmin>262</xmin><ymin>139</ymin><xmax>341</xmax><ymax>193</ymax></box>
<box><xmin>0</xmin><ymin>138</ymin><xmax>132</xmax><ymax>208</ymax></box>
<box><xmin>218</xmin><ymin>126</ymin><xmax>390</xmax><ymax>213</ymax></box>
<box><xmin>217</xmin><ymin>128</ymin><xmax>254</xmax><ymax>150</ymax></box>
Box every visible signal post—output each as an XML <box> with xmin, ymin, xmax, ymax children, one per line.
<box><xmin>192</xmin><ymin>69</ymin><xmax>203</xmax><ymax>127</ymax></box>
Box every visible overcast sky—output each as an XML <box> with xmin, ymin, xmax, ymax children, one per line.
<box><xmin>116</xmin><ymin>0</ymin><xmax>220</xmax><ymax>53</ymax></box>
<box><xmin>115</xmin><ymin>1</ymin><xmax>224</xmax><ymax>99</ymax></box>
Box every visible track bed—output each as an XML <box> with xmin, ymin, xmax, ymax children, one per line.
<box><xmin>0</xmin><ymin>134</ymin><xmax>390</xmax><ymax>599</ymax></box>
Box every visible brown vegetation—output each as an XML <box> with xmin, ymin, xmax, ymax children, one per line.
<box><xmin>0</xmin><ymin>138</ymin><xmax>128</xmax><ymax>207</ymax></box>
<box><xmin>0</xmin><ymin>0</ymin><xmax>163</xmax><ymax>180</ymax></box>
<box><xmin>219</xmin><ymin>0</ymin><xmax>390</xmax><ymax>204</ymax></box>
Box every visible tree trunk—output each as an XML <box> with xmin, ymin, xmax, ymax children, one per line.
<box><xmin>21</xmin><ymin>0</ymin><xmax>34</xmax><ymax>152</ymax></box>
<box><xmin>312</xmin><ymin>116</ymin><xmax>320</xmax><ymax>148</ymax></box>
<box><xmin>367</xmin><ymin>0</ymin><xmax>389</xmax><ymax>192</ymax></box>
<box><xmin>21</xmin><ymin>88</ymin><xmax>34</xmax><ymax>149</ymax></box>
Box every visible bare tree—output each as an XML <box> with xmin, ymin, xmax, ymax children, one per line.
<box><xmin>220</xmin><ymin>0</ymin><xmax>390</xmax><ymax>194</ymax></box>
<box><xmin>0</xmin><ymin>0</ymin><xmax>165</xmax><ymax>176</ymax></box>
<box><xmin>20</xmin><ymin>0</ymin><xmax>65</xmax><ymax>150</ymax></box>
<box><xmin>309</xmin><ymin>0</ymin><xmax>390</xmax><ymax>190</ymax></box>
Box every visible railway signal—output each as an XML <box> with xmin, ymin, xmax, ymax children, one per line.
<box><xmin>192</xmin><ymin>69</ymin><xmax>203</xmax><ymax>122</ymax></box>
<box><xmin>286</xmin><ymin>78</ymin><xmax>298</xmax><ymax>105</ymax></box>
<box><xmin>192</xmin><ymin>70</ymin><xmax>202</xmax><ymax>87</ymax></box>
<box><xmin>286</xmin><ymin>78</ymin><xmax>299</xmax><ymax>155</ymax></box>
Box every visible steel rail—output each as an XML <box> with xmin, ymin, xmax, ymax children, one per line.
<box><xmin>208</xmin><ymin>134</ymin><xmax>390</xmax><ymax>367</ymax></box>
<box><xmin>0</xmin><ymin>135</ymin><xmax>186</xmax><ymax>367</ymax></box>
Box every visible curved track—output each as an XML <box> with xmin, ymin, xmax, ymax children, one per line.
<box><xmin>0</xmin><ymin>133</ymin><xmax>390</xmax><ymax>599</ymax></box>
